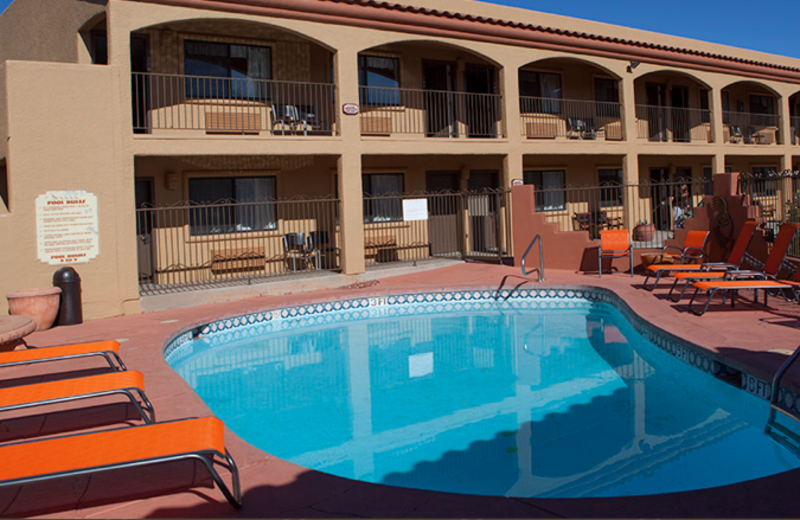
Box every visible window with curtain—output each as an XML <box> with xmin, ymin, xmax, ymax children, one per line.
<box><xmin>184</xmin><ymin>40</ymin><xmax>271</xmax><ymax>99</ymax></box>
<box><xmin>523</xmin><ymin>170</ymin><xmax>565</xmax><ymax>211</ymax></box>
<box><xmin>188</xmin><ymin>176</ymin><xmax>276</xmax><ymax>235</ymax></box>
<box><xmin>358</xmin><ymin>55</ymin><xmax>400</xmax><ymax>106</ymax></box>
<box><xmin>363</xmin><ymin>173</ymin><xmax>403</xmax><ymax>223</ymax></box>
<box><xmin>598</xmin><ymin>168</ymin><xmax>623</xmax><ymax>208</ymax></box>
<box><xmin>519</xmin><ymin>70</ymin><xmax>562</xmax><ymax>114</ymax></box>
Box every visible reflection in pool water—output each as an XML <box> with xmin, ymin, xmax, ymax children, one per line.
<box><xmin>168</xmin><ymin>298</ymin><xmax>800</xmax><ymax>498</ymax></box>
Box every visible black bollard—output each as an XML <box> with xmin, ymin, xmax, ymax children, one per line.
<box><xmin>52</xmin><ymin>267</ymin><xmax>83</xmax><ymax>326</ymax></box>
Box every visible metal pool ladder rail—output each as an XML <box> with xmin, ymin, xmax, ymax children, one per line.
<box><xmin>765</xmin><ymin>344</ymin><xmax>800</xmax><ymax>451</ymax></box>
<box><xmin>521</xmin><ymin>234</ymin><xmax>544</xmax><ymax>282</ymax></box>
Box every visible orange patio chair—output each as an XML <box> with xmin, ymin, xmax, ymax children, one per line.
<box><xmin>0</xmin><ymin>340</ymin><xmax>125</xmax><ymax>372</ymax></box>
<box><xmin>672</xmin><ymin>222</ymin><xmax>799</xmax><ymax>302</ymax></box>
<box><xmin>687</xmin><ymin>278</ymin><xmax>795</xmax><ymax>316</ymax></box>
<box><xmin>0</xmin><ymin>416</ymin><xmax>242</xmax><ymax>509</ymax></box>
<box><xmin>643</xmin><ymin>220</ymin><xmax>757</xmax><ymax>291</ymax></box>
<box><xmin>0</xmin><ymin>370</ymin><xmax>155</xmax><ymax>423</ymax></box>
<box><xmin>598</xmin><ymin>229</ymin><xmax>632</xmax><ymax>277</ymax></box>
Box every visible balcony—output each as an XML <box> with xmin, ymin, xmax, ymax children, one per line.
<box><xmin>132</xmin><ymin>73</ymin><xmax>336</xmax><ymax>136</ymax></box>
<box><xmin>722</xmin><ymin>111</ymin><xmax>781</xmax><ymax>145</ymax></box>
<box><xmin>520</xmin><ymin>97</ymin><xmax>622</xmax><ymax>141</ymax></box>
<box><xmin>791</xmin><ymin>116</ymin><xmax>800</xmax><ymax>145</ymax></box>
<box><xmin>635</xmin><ymin>105</ymin><xmax>712</xmax><ymax>143</ymax></box>
<box><xmin>359</xmin><ymin>87</ymin><xmax>502</xmax><ymax>139</ymax></box>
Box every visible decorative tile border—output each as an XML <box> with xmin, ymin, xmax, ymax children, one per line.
<box><xmin>163</xmin><ymin>286</ymin><xmax>794</xmax><ymax>409</ymax></box>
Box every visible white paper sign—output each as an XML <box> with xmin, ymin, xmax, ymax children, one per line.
<box><xmin>36</xmin><ymin>190</ymin><xmax>100</xmax><ymax>265</ymax></box>
<box><xmin>402</xmin><ymin>198</ymin><xmax>428</xmax><ymax>221</ymax></box>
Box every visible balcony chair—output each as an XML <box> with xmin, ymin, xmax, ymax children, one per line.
<box><xmin>598</xmin><ymin>229</ymin><xmax>633</xmax><ymax>278</ymax></box>
<box><xmin>284</xmin><ymin>232</ymin><xmax>321</xmax><ymax>272</ymax></box>
<box><xmin>730</xmin><ymin>125</ymin><xmax>744</xmax><ymax>143</ymax></box>
<box><xmin>273</xmin><ymin>104</ymin><xmax>300</xmax><ymax>135</ymax></box>
<box><xmin>309</xmin><ymin>231</ymin><xmax>337</xmax><ymax>270</ymax></box>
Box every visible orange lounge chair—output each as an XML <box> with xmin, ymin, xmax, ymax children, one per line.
<box><xmin>0</xmin><ymin>416</ymin><xmax>242</xmax><ymax>508</ymax></box>
<box><xmin>0</xmin><ymin>371</ymin><xmax>155</xmax><ymax>423</ymax></box>
<box><xmin>598</xmin><ymin>229</ymin><xmax>633</xmax><ymax>277</ymax></box>
<box><xmin>670</xmin><ymin>222</ymin><xmax>799</xmax><ymax>302</ymax></box>
<box><xmin>687</xmin><ymin>278</ymin><xmax>794</xmax><ymax>316</ymax></box>
<box><xmin>0</xmin><ymin>340</ymin><xmax>125</xmax><ymax>372</ymax></box>
<box><xmin>643</xmin><ymin>221</ymin><xmax>757</xmax><ymax>290</ymax></box>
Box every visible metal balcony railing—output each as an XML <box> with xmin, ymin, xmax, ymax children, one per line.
<box><xmin>635</xmin><ymin>105</ymin><xmax>712</xmax><ymax>143</ymax></box>
<box><xmin>722</xmin><ymin>111</ymin><xmax>781</xmax><ymax>144</ymax></box>
<box><xmin>359</xmin><ymin>86</ymin><xmax>502</xmax><ymax>138</ymax></box>
<box><xmin>520</xmin><ymin>97</ymin><xmax>623</xmax><ymax>141</ymax></box>
<box><xmin>791</xmin><ymin>116</ymin><xmax>800</xmax><ymax>145</ymax></box>
<box><xmin>131</xmin><ymin>73</ymin><xmax>337</xmax><ymax>135</ymax></box>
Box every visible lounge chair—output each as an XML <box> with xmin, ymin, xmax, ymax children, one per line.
<box><xmin>687</xmin><ymin>278</ymin><xmax>795</xmax><ymax>316</ymax></box>
<box><xmin>643</xmin><ymin>221</ymin><xmax>757</xmax><ymax>291</ymax></box>
<box><xmin>598</xmin><ymin>229</ymin><xmax>633</xmax><ymax>277</ymax></box>
<box><xmin>671</xmin><ymin>222</ymin><xmax>799</xmax><ymax>302</ymax></box>
<box><xmin>0</xmin><ymin>416</ymin><xmax>242</xmax><ymax>508</ymax></box>
<box><xmin>642</xmin><ymin>230</ymin><xmax>710</xmax><ymax>290</ymax></box>
<box><xmin>0</xmin><ymin>340</ymin><xmax>125</xmax><ymax>372</ymax></box>
<box><xmin>0</xmin><ymin>371</ymin><xmax>155</xmax><ymax>423</ymax></box>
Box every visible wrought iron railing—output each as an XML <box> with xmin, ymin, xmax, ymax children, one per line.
<box><xmin>530</xmin><ymin>177</ymin><xmax>712</xmax><ymax>249</ymax></box>
<box><xmin>132</xmin><ymin>72</ymin><xmax>336</xmax><ymax>135</ymax></box>
<box><xmin>362</xmin><ymin>189</ymin><xmax>513</xmax><ymax>265</ymax></box>
<box><xmin>520</xmin><ymin>97</ymin><xmax>623</xmax><ymax>141</ymax></box>
<box><xmin>722</xmin><ymin>111</ymin><xmax>781</xmax><ymax>144</ymax></box>
<box><xmin>135</xmin><ymin>197</ymin><xmax>340</xmax><ymax>294</ymax></box>
<box><xmin>737</xmin><ymin>170</ymin><xmax>800</xmax><ymax>256</ymax></box>
<box><xmin>635</xmin><ymin>105</ymin><xmax>712</xmax><ymax>143</ymax></box>
<box><xmin>359</xmin><ymin>86</ymin><xmax>502</xmax><ymax>138</ymax></box>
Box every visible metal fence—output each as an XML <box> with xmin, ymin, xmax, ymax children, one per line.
<box><xmin>531</xmin><ymin>177</ymin><xmax>713</xmax><ymax>249</ymax></box>
<box><xmin>635</xmin><ymin>105</ymin><xmax>712</xmax><ymax>143</ymax></box>
<box><xmin>132</xmin><ymin>73</ymin><xmax>336</xmax><ymax>135</ymax></box>
<box><xmin>362</xmin><ymin>188</ymin><xmax>513</xmax><ymax>266</ymax></box>
<box><xmin>359</xmin><ymin>86</ymin><xmax>502</xmax><ymax>138</ymax></box>
<box><xmin>722</xmin><ymin>111</ymin><xmax>781</xmax><ymax>144</ymax></box>
<box><xmin>520</xmin><ymin>97</ymin><xmax>622</xmax><ymax>141</ymax></box>
<box><xmin>737</xmin><ymin>170</ymin><xmax>800</xmax><ymax>256</ymax></box>
<box><xmin>136</xmin><ymin>197</ymin><xmax>340</xmax><ymax>294</ymax></box>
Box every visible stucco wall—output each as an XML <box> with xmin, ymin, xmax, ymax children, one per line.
<box><xmin>1</xmin><ymin>61</ymin><xmax>139</xmax><ymax>318</ymax></box>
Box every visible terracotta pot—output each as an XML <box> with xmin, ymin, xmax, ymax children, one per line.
<box><xmin>634</xmin><ymin>224</ymin><xmax>656</xmax><ymax>242</ymax></box>
<box><xmin>7</xmin><ymin>287</ymin><xmax>62</xmax><ymax>331</ymax></box>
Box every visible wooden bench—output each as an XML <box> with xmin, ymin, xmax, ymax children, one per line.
<box><xmin>365</xmin><ymin>234</ymin><xmax>397</xmax><ymax>262</ymax></box>
<box><xmin>205</xmin><ymin>112</ymin><xmax>261</xmax><ymax>134</ymax></box>
<box><xmin>210</xmin><ymin>248</ymin><xmax>265</xmax><ymax>274</ymax></box>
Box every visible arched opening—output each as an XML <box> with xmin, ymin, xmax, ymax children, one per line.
<box><xmin>518</xmin><ymin>57</ymin><xmax>622</xmax><ymax>141</ymax></box>
<box><xmin>788</xmin><ymin>91</ymin><xmax>800</xmax><ymax>145</ymax></box>
<box><xmin>633</xmin><ymin>70</ymin><xmax>712</xmax><ymax>143</ymax></box>
<box><xmin>721</xmin><ymin>81</ymin><xmax>781</xmax><ymax>144</ymax></box>
<box><xmin>358</xmin><ymin>40</ymin><xmax>501</xmax><ymax>139</ymax></box>
<box><xmin>130</xmin><ymin>19</ymin><xmax>335</xmax><ymax>136</ymax></box>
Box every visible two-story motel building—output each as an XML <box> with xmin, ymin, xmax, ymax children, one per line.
<box><xmin>2</xmin><ymin>0</ymin><xmax>800</xmax><ymax>319</ymax></box>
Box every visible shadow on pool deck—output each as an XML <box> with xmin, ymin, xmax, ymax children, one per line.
<box><xmin>6</xmin><ymin>262</ymin><xmax>800</xmax><ymax>518</ymax></box>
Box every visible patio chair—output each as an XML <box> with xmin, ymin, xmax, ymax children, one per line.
<box><xmin>730</xmin><ymin>125</ymin><xmax>743</xmax><ymax>143</ymax></box>
<box><xmin>641</xmin><ymin>230</ymin><xmax>710</xmax><ymax>290</ymax></box>
<box><xmin>687</xmin><ymin>275</ymin><xmax>797</xmax><ymax>316</ymax></box>
<box><xmin>0</xmin><ymin>340</ymin><xmax>125</xmax><ymax>372</ymax></box>
<box><xmin>598</xmin><ymin>229</ymin><xmax>633</xmax><ymax>278</ymax></box>
<box><xmin>284</xmin><ymin>232</ymin><xmax>321</xmax><ymax>272</ymax></box>
<box><xmin>273</xmin><ymin>104</ymin><xmax>300</xmax><ymax>135</ymax></box>
<box><xmin>0</xmin><ymin>371</ymin><xmax>155</xmax><ymax>423</ymax></box>
<box><xmin>0</xmin><ymin>416</ymin><xmax>242</xmax><ymax>508</ymax></box>
<box><xmin>309</xmin><ymin>231</ymin><xmax>336</xmax><ymax>269</ymax></box>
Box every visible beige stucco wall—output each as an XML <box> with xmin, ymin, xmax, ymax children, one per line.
<box><xmin>0</xmin><ymin>61</ymin><xmax>139</xmax><ymax>318</ymax></box>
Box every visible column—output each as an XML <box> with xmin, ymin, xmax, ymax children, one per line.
<box><xmin>620</xmin><ymin>75</ymin><xmax>637</xmax><ymax>142</ymax></box>
<box><xmin>710</xmin><ymin>87</ymin><xmax>725</xmax><ymax>144</ymax></box>
<box><xmin>622</xmin><ymin>153</ymin><xmax>639</xmax><ymax>231</ymax></box>
<box><xmin>780</xmin><ymin>93</ymin><xmax>792</xmax><ymax>147</ymax></box>
<box><xmin>335</xmin><ymin>44</ymin><xmax>366</xmax><ymax>275</ymax></box>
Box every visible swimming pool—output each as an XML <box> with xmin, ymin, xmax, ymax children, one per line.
<box><xmin>166</xmin><ymin>290</ymin><xmax>800</xmax><ymax>498</ymax></box>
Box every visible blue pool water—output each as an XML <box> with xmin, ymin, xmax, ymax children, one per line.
<box><xmin>167</xmin><ymin>297</ymin><xmax>800</xmax><ymax>498</ymax></box>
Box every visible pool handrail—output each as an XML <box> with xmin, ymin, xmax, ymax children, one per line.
<box><xmin>521</xmin><ymin>234</ymin><xmax>544</xmax><ymax>282</ymax></box>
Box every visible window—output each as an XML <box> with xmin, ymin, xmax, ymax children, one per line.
<box><xmin>598</xmin><ymin>168</ymin><xmax>623</xmax><ymax>207</ymax></box>
<box><xmin>184</xmin><ymin>40</ymin><xmax>271</xmax><ymax>99</ymax></box>
<box><xmin>519</xmin><ymin>70</ymin><xmax>561</xmax><ymax>113</ymax></box>
<box><xmin>363</xmin><ymin>173</ymin><xmax>403</xmax><ymax>223</ymax></box>
<box><xmin>523</xmin><ymin>170</ymin><xmax>565</xmax><ymax>211</ymax></box>
<box><xmin>358</xmin><ymin>55</ymin><xmax>400</xmax><ymax>106</ymax></box>
<box><xmin>188</xmin><ymin>176</ymin><xmax>276</xmax><ymax>235</ymax></box>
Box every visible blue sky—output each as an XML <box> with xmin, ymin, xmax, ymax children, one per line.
<box><xmin>0</xmin><ymin>0</ymin><xmax>798</xmax><ymax>59</ymax></box>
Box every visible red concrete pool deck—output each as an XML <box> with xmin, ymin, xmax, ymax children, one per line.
<box><xmin>4</xmin><ymin>262</ymin><xmax>800</xmax><ymax>518</ymax></box>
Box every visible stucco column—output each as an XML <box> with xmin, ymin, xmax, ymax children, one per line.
<box><xmin>335</xmin><ymin>45</ymin><xmax>365</xmax><ymax>275</ymax></box>
<box><xmin>710</xmin><ymin>87</ymin><xmax>725</xmax><ymax>145</ymax></box>
<box><xmin>620</xmin><ymin>75</ymin><xmax>637</xmax><ymax>142</ymax></box>
<box><xmin>781</xmin><ymin>153</ymin><xmax>793</xmax><ymax>173</ymax></box>
<box><xmin>712</xmin><ymin>153</ymin><xmax>726</xmax><ymax>176</ymax></box>
<box><xmin>500</xmin><ymin>64</ymin><xmax>522</xmax><ymax>142</ymax></box>
<box><xmin>622</xmin><ymin>153</ymin><xmax>639</xmax><ymax>230</ymax></box>
<box><xmin>780</xmin><ymin>94</ymin><xmax>792</xmax><ymax>147</ymax></box>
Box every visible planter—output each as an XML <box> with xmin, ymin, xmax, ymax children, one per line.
<box><xmin>6</xmin><ymin>287</ymin><xmax>62</xmax><ymax>331</ymax></box>
<box><xmin>634</xmin><ymin>224</ymin><xmax>656</xmax><ymax>242</ymax></box>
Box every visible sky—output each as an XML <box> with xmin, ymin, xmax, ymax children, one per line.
<box><xmin>0</xmin><ymin>0</ymin><xmax>798</xmax><ymax>59</ymax></box>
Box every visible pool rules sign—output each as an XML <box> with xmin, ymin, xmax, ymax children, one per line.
<box><xmin>36</xmin><ymin>190</ymin><xmax>100</xmax><ymax>265</ymax></box>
